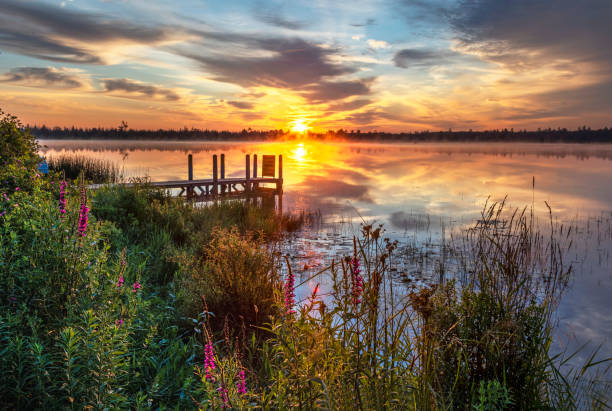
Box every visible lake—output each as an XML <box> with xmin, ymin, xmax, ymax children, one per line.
<box><xmin>39</xmin><ymin>139</ymin><xmax>612</xmax><ymax>365</ymax></box>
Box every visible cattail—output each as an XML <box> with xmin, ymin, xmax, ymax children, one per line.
<box><xmin>237</xmin><ymin>369</ymin><xmax>247</xmax><ymax>394</ymax></box>
<box><xmin>59</xmin><ymin>180</ymin><xmax>67</xmax><ymax>214</ymax></box>
<box><xmin>204</xmin><ymin>342</ymin><xmax>215</xmax><ymax>381</ymax></box>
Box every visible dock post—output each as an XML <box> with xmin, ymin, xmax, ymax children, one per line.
<box><xmin>277</xmin><ymin>154</ymin><xmax>283</xmax><ymax>194</ymax></box>
<box><xmin>253</xmin><ymin>154</ymin><xmax>258</xmax><ymax>191</ymax></box>
<box><xmin>245</xmin><ymin>154</ymin><xmax>251</xmax><ymax>192</ymax></box>
<box><xmin>187</xmin><ymin>154</ymin><xmax>193</xmax><ymax>200</ymax></box>
<box><xmin>212</xmin><ymin>154</ymin><xmax>218</xmax><ymax>196</ymax></box>
<box><xmin>220</xmin><ymin>154</ymin><xmax>225</xmax><ymax>194</ymax></box>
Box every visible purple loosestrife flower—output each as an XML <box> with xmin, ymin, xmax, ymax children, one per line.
<box><xmin>2</xmin><ymin>193</ymin><xmax>9</xmax><ymax>202</ymax></box>
<box><xmin>218</xmin><ymin>385</ymin><xmax>229</xmax><ymax>408</ymax></box>
<box><xmin>14</xmin><ymin>187</ymin><xmax>19</xmax><ymax>191</ymax></box>
<box><xmin>77</xmin><ymin>204</ymin><xmax>89</xmax><ymax>236</ymax></box>
<box><xmin>351</xmin><ymin>257</ymin><xmax>363</xmax><ymax>305</ymax></box>
<box><xmin>59</xmin><ymin>180</ymin><xmax>67</xmax><ymax>214</ymax></box>
<box><xmin>204</xmin><ymin>342</ymin><xmax>215</xmax><ymax>381</ymax></box>
<box><xmin>237</xmin><ymin>369</ymin><xmax>247</xmax><ymax>394</ymax></box>
<box><xmin>117</xmin><ymin>276</ymin><xmax>124</xmax><ymax>288</ymax></box>
<box><xmin>284</xmin><ymin>269</ymin><xmax>295</xmax><ymax>314</ymax></box>
<box><xmin>0</xmin><ymin>211</ymin><xmax>6</xmax><ymax>218</ymax></box>
<box><xmin>116</xmin><ymin>318</ymin><xmax>123</xmax><ymax>327</ymax></box>
<box><xmin>132</xmin><ymin>281</ymin><xmax>141</xmax><ymax>292</ymax></box>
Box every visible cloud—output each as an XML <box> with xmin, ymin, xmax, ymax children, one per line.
<box><xmin>1</xmin><ymin>67</ymin><xmax>84</xmax><ymax>89</ymax></box>
<box><xmin>257</xmin><ymin>12</ymin><xmax>305</xmax><ymax>30</ymax></box>
<box><xmin>393</xmin><ymin>48</ymin><xmax>451</xmax><ymax>68</ymax></box>
<box><xmin>227</xmin><ymin>101</ymin><xmax>254</xmax><ymax>109</ymax></box>
<box><xmin>350</xmin><ymin>18</ymin><xmax>376</xmax><ymax>27</ymax></box>
<box><xmin>101</xmin><ymin>79</ymin><xmax>180</xmax><ymax>101</ymax></box>
<box><xmin>367</xmin><ymin>39</ymin><xmax>391</xmax><ymax>49</ymax></box>
<box><xmin>450</xmin><ymin>0</ymin><xmax>612</xmax><ymax>70</ymax></box>
<box><xmin>327</xmin><ymin>99</ymin><xmax>373</xmax><ymax>112</ymax></box>
<box><xmin>352</xmin><ymin>35</ymin><xmax>364</xmax><ymax>40</ymax></box>
<box><xmin>0</xmin><ymin>0</ymin><xmax>179</xmax><ymax>64</ymax></box>
<box><xmin>178</xmin><ymin>36</ymin><xmax>361</xmax><ymax>100</ymax></box>
<box><xmin>302</xmin><ymin>78</ymin><xmax>373</xmax><ymax>103</ymax></box>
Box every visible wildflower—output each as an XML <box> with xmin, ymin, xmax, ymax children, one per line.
<box><xmin>351</xmin><ymin>257</ymin><xmax>363</xmax><ymax>305</ymax></box>
<box><xmin>116</xmin><ymin>318</ymin><xmax>123</xmax><ymax>327</ymax></box>
<box><xmin>117</xmin><ymin>275</ymin><xmax>124</xmax><ymax>288</ymax></box>
<box><xmin>132</xmin><ymin>281</ymin><xmax>141</xmax><ymax>292</ymax></box>
<box><xmin>237</xmin><ymin>369</ymin><xmax>247</xmax><ymax>395</ymax></box>
<box><xmin>2</xmin><ymin>193</ymin><xmax>8</xmax><ymax>202</ymax></box>
<box><xmin>218</xmin><ymin>385</ymin><xmax>229</xmax><ymax>408</ymax></box>
<box><xmin>59</xmin><ymin>180</ymin><xmax>67</xmax><ymax>214</ymax></box>
<box><xmin>77</xmin><ymin>183</ymin><xmax>88</xmax><ymax>235</ymax></box>
<box><xmin>0</xmin><ymin>211</ymin><xmax>6</xmax><ymax>218</ymax></box>
<box><xmin>15</xmin><ymin>187</ymin><xmax>19</xmax><ymax>191</ymax></box>
<box><xmin>284</xmin><ymin>268</ymin><xmax>295</xmax><ymax>314</ymax></box>
<box><xmin>204</xmin><ymin>342</ymin><xmax>215</xmax><ymax>381</ymax></box>
<box><xmin>77</xmin><ymin>204</ymin><xmax>89</xmax><ymax>235</ymax></box>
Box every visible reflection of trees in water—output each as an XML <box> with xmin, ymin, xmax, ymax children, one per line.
<box><xmin>39</xmin><ymin>140</ymin><xmax>612</xmax><ymax>161</ymax></box>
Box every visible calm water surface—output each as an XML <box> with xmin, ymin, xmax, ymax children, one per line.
<box><xmin>40</xmin><ymin>140</ymin><xmax>612</xmax><ymax>364</ymax></box>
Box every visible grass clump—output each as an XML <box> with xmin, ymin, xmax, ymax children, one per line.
<box><xmin>47</xmin><ymin>153</ymin><xmax>120</xmax><ymax>183</ymax></box>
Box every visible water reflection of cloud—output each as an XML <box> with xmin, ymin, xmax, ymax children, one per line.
<box><xmin>389</xmin><ymin>211</ymin><xmax>431</xmax><ymax>231</ymax></box>
<box><xmin>296</xmin><ymin>176</ymin><xmax>374</xmax><ymax>203</ymax></box>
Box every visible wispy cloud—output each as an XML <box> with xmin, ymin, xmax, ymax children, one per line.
<box><xmin>101</xmin><ymin>78</ymin><xmax>180</xmax><ymax>101</ymax></box>
<box><xmin>1</xmin><ymin>67</ymin><xmax>85</xmax><ymax>89</ymax></box>
<box><xmin>0</xmin><ymin>0</ymin><xmax>182</xmax><ymax>64</ymax></box>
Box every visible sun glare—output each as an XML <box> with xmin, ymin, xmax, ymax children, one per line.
<box><xmin>290</xmin><ymin>119</ymin><xmax>310</xmax><ymax>133</ymax></box>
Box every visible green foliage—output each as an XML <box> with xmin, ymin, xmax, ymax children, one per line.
<box><xmin>473</xmin><ymin>380</ymin><xmax>513</xmax><ymax>411</ymax></box>
<box><xmin>0</xmin><ymin>109</ymin><xmax>42</xmax><ymax>194</ymax></box>
<box><xmin>0</xmin><ymin>109</ymin><xmax>39</xmax><ymax>167</ymax></box>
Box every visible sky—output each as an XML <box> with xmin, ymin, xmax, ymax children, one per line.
<box><xmin>0</xmin><ymin>0</ymin><xmax>611</xmax><ymax>132</ymax></box>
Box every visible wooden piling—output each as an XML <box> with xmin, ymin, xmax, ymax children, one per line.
<box><xmin>277</xmin><ymin>154</ymin><xmax>283</xmax><ymax>194</ymax></box>
<box><xmin>253</xmin><ymin>154</ymin><xmax>258</xmax><ymax>178</ymax></box>
<box><xmin>245</xmin><ymin>154</ymin><xmax>250</xmax><ymax>192</ymax></box>
<box><xmin>220</xmin><ymin>154</ymin><xmax>225</xmax><ymax>194</ymax></box>
<box><xmin>212</xmin><ymin>154</ymin><xmax>218</xmax><ymax>195</ymax></box>
<box><xmin>187</xmin><ymin>154</ymin><xmax>193</xmax><ymax>200</ymax></box>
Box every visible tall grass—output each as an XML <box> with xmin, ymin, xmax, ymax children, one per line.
<box><xmin>47</xmin><ymin>153</ymin><xmax>120</xmax><ymax>183</ymax></box>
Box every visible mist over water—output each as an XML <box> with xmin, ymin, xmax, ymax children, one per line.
<box><xmin>40</xmin><ymin>139</ymin><xmax>612</xmax><ymax>364</ymax></box>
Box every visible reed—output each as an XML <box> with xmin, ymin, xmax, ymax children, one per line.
<box><xmin>47</xmin><ymin>153</ymin><xmax>120</xmax><ymax>183</ymax></box>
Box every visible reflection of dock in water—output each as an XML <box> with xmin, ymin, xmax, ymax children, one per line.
<box><xmin>90</xmin><ymin>153</ymin><xmax>283</xmax><ymax>212</ymax></box>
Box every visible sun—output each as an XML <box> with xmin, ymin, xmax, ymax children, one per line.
<box><xmin>290</xmin><ymin>119</ymin><xmax>310</xmax><ymax>133</ymax></box>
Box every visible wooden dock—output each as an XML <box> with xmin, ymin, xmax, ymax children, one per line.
<box><xmin>90</xmin><ymin>153</ymin><xmax>283</xmax><ymax>205</ymax></box>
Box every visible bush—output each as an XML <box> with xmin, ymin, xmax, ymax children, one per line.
<box><xmin>176</xmin><ymin>227</ymin><xmax>281</xmax><ymax>333</ymax></box>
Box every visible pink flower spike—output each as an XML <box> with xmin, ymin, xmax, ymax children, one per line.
<box><xmin>116</xmin><ymin>318</ymin><xmax>123</xmax><ymax>327</ymax></box>
<box><xmin>204</xmin><ymin>342</ymin><xmax>215</xmax><ymax>381</ymax></box>
<box><xmin>117</xmin><ymin>276</ymin><xmax>124</xmax><ymax>287</ymax></box>
<box><xmin>284</xmin><ymin>269</ymin><xmax>295</xmax><ymax>314</ymax></box>
<box><xmin>237</xmin><ymin>369</ymin><xmax>247</xmax><ymax>394</ymax></box>
<box><xmin>15</xmin><ymin>187</ymin><xmax>19</xmax><ymax>191</ymax></box>
<box><xmin>132</xmin><ymin>281</ymin><xmax>141</xmax><ymax>292</ymax></box>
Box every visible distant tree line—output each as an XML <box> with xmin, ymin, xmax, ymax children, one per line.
<box><xmin>28</xmin><ymin>124</ymin><xmax>612</xmax><ymax>143</ymax></box>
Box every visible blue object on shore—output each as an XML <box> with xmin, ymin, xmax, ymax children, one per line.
<box><xmin>38</xmin><ymin>160</ymin><xmax>49</xmax><ymax>174</ymax></box>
